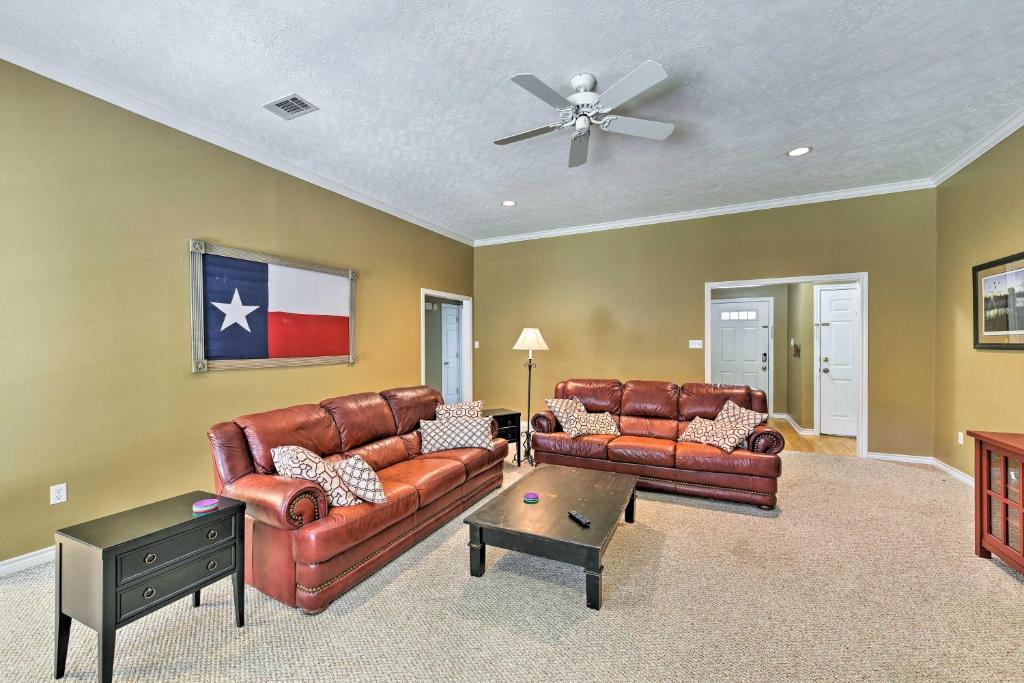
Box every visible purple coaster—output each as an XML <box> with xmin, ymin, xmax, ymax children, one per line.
<box><xmin>192</xmin><ymin>498</ymin><xmax>219</xmax><ymax>514</ymax></box>
<box><xmin>523</xmin><ymin>492</ymin><xmax>539</xmax><ymax>502</ymax></box>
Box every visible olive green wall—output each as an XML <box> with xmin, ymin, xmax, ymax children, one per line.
<box><xmin>474</xmin><ymin>190</ymin><xmax>938</xmax><ymax>458</ymax></box>
<box><xmin>710</xmin><ymin>284</ymin><xmax>789</xmax><ymax>414</ymax></box>
<box><xmin>933</xmin><ymin>128</ymin><xmax>1024</xmax><ymax>475</ymax></box>
<box><xmin>424</xmin><ymin>299</ymin><xmax>444</xmax><ymax>392</ymax></box>
<box><xmin>0</xmin><ymin>61</ymin><xmax>473</xmax><ymax>560</ymax></box>
<box><xmin>787</xmin><ymin>283</ymin><xmax>816</xmax><ymax>429</ymax></box>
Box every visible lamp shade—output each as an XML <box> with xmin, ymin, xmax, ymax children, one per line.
<box><xmin>513</xmin><ymin>327</ymin><xmax>548</xmax><ymax>351</ymax></box>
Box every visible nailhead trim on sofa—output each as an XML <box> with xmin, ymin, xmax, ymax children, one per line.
<box><xmin>286</xmin><ymin>490</ymin><xmax>324</xmax><ymax>528</ymax></box>
<box><xmin>638</xmin><ymin>475</ymin><xmax>774</xmax><ymax>500</ymax></box>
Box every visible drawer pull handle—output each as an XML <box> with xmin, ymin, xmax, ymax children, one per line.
<box><xmin>143</xmin><ymin>587</ymin><xmax>156</xmax><ymax>599</ymax></box>
<box><xmin>207</xmin><ymin>560</ymin><xmax>218</xmax><ymax>571</ymax></box>
<box><xmin>207</xmin><ymin>529</ymin><xmax>218</xmax><ymax>540</ymax></box>
<box><xmin>143</xmin><ymin>553</ymin><xmax>157</xmax><ymax>565</ymax></box>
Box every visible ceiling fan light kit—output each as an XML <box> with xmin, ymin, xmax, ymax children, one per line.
<box><xmin>495</xmin><ymin>60</ymin><xmax>675</xmax><ymax>168</ymax></box>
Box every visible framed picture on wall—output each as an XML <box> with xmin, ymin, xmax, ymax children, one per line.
<box><xmin>973</xmin><ymin>250</ymin><xmax>1024</xmax><ymax>350</ymax></box>
<box><xmin>189</xmin><ymin>239</ymin><xmax>357</xmax><ymax>372</ymax></box>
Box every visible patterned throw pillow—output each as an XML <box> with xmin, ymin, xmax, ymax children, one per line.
<box><xmin>563</xmin><ymin>411</ymin><xmax>620</xmax><ymax>438</ymax></box>
<box><xmin>270</xmin><ymin>445</ymin><xmax>360</xmax><ymax>507</ymax></box>
<box><xmin>717</xmin><ymin>400</ymin><xmax>769</xmax><ymax>427</ymax></box>
<box><xmin>678</xmin><ymin>416</ymin><xmax>717</xmax><ymax>443</ymax></box>
<box><xmin>436</xmin><ymin>400</ymin><xmax>484</xmax><ymax>419</ymax></box>
<box><xmin>335</xmin><ymin>455</ymin><xmax>387</xmax><ymax>504</ymax></box>
<box><xmin>419</xmin><ymin>417</ymin><xmax>494</xmax><ymax>454</ymax></box>
<box><xmin>704</xmin><ymin>401</ymin><xmax>768</xmax><ymax>453</ymax></box>
<box><xmin>545</xmin><ymin>397</ymin><xmax>586</xmax><ymax>431</ymax></box>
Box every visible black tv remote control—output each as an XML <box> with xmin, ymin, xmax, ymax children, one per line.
<box><xmin>568</xmin><ymin>510</ymin><xmax>591</xmax><ymax>528</ymax></box>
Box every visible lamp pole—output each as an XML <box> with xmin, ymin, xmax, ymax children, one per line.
<box><xmin>522</xmin><ymin>349</ymin><xmax>536</xmax><ymax>465</ymax></box>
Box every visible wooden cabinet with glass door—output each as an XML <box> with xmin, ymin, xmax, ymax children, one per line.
<box><xmin>970</xmin><ymin>431</ymin><xmax>1024</xmax><ymax>573</ymax></box>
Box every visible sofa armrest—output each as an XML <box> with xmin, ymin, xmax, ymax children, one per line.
<box><xmin>531</xmin><ymin>410</ymin><xmax>558</xmax><ymax>433</ymax></box>
<box><xmin>749</xmin><ymin>425</ymin><xmax>785</xmax><ymax>454</ymax></box>
<box><xmin>489</xmin><ymin>418</ymin><xmax>498</xmax><ymax>437</ymax></box>
<box><xmin>221</xmin><ymin>474</ymin><xmax>328</xmax><ymax>530</ymax></box>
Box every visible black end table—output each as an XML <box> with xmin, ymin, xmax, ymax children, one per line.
<box><xmin>464</xmin><ymin>464</ymin><xmax>638</xmax><ymax>609</ymax></box>
<box><xmin>482</xmin><ymin>407</ymin><xmax>524</xmax><ymax>465</ymax></box>
<box><xmin>54</xmin><ymin>491</ymin><xmax>245</xmax><ymax>682</ymax></box>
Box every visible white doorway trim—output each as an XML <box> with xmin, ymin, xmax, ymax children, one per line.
<box><xmin>813</xmin><ymin>283</ymin><xmax>861</xmax><ymax>438</ymax></box>
<box><xmin>420</xmin><ymin>288</ymin><xmax>473</xmax><ymax>401</ymax></box>
<box><xmin>708</xmin><ymin>297</ymin><xmax>775</xmax><ymax>414</ymax></box>
<box><xmin>704</xmin><ymin>272</ymin><xmax>869</xmax><ymax>458</ymax></box>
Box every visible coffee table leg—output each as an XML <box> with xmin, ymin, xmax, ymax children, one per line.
<box><xmin>469</xmin><ymin>524</ymin><xmax>486</xmax><ymax>577</ymax></box>
<box><xmin>585</xmin><ymin>567</ymin><xmax>603</xmax><ymax>610</ymax></box>
<box><xmin>625</xmin><ymin>490</ymin><xmax>636</xmax><ymax>524</ymax></box>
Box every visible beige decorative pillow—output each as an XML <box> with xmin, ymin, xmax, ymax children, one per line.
<box><xmin>436</xmin><ymin>400</ymin><xmax>484</xmax><ymax>419</ymax></box>
<box><xmin>564</xmin><ymin>411</ymin><xmax>619</xmax><ymax>438</ymax></box>
<box><xmin>270</xmin><ymin>445</ymin><xmax>360</xmax><ymax>507</ymax></box>
<box><xmin>335</xmin><ymin>455</ymin><xmax>387</xmax><ymax>504</ymax></box>
<box><xmin>717</xmin><ymin>400</ymin><xmax>768</xmax><ymax>426</ymax></box>
<box><xmin>678</xmin><ymin>416</ymin><xmax>717</xmax><ymax>443</ymax></box>
<box><xmin>704</xmin><ymin>402</ymin><xmax>767</xmax><ymax>453</ymax></box>
<box><xmin>545</xmin><ymin>397</ymin><xmax>586</xmax><ymax>431</ymax></box>
<box><xmin>419</xmin><ymin>417</ymin><xmax>494</xmax><ymax>453</ymax></box>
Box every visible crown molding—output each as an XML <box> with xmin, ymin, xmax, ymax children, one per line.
<box><xmin>931</xmin><ymin>106</ymin><xmax>1024</xmax><ymax>185</ymax></box>
<box><xmin>0</xmin><ymin>40</ymin><xmax>475</xmax><ymax>246</ymax></box>
<box><xmin>472</xmin><ymin>178</ymin><xmax>935</xmax><ymax>246</ymax></box>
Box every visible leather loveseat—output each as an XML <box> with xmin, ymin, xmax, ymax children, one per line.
<box><xmin>531</xmin><ymin>380</ymin><xmax>784</xmax><ymax>509</ymax></box>
<box><xmin>208</xmin><ymin>385</ymin><xmax>507</xmax><ymax>613</ymax></box>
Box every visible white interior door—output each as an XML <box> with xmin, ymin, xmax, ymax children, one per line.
<box><xmin>817</xmin><ymin>286</ymin><xmax>860</xmax><ymax>436</ymax></box>
<box><xmin>441</xmin><ymin>303</ymin><xmax>461</xmax><ymax>403</ymax></box>
<box><xmin>710</xmin><ymin>299</ymin><xmax>772</xmax><ymax>402</ymax></box>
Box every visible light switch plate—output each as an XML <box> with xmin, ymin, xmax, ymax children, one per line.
<box><xmin>688</xmin><ymin>339</ymin><xmax>703</xmax><ymax>349</ymax></box>
<box><xmin>474</xmin><ymin>340</ymin><xmax>479</xmax><ymax>349</ymax></box>
<box><xmin>957</xmin><ymin>431</ymin><xmax>964</xmax><ymax>446</ymax></box>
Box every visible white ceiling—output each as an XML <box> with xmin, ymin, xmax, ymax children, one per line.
<box><xmin>1</xmin><ymin>1</ymin><xmax>1023</xmax><ymax>245</ymax></box>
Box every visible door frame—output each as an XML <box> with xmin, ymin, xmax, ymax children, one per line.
<box><xmin>708</xmin><ymin>297</ymin><xmax>775</xmax><ymax>414</ymax></box>
<box><xmin>420</xmin><ymin>288</ymin><xmax>473</xmax><ymax>401</ymax></box>
<box><xmin>813</xmin><ymin>283</ymin><xmax>861</xmax><ymax>438</ymax></box>
<box><xmin>704</xmin><ymin>272</ymin><xmax>869</xmax><ymax>458</ymax></box>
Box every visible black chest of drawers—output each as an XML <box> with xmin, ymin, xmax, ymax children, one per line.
<box><xmin>54</xmin><ymin>490</ymin><xmax>245</xmax><ymax>683</ymax></box>
<box><xmin>483</xmin><ymin>407</ymin><xmax>523</xmax><ymax>465</ymax></box>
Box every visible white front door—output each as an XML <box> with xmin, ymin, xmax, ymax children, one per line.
<box><xmin>710</xmin><ymin>299</ymin><xmax>772</xmax><ymax>403</ymax></box>
<box><xmin>441</xmin><ymin>303</ymin><xmax>461</xmax><ymax>403</ymax></box>
<box><xmin>817</xmin><ymin>285</ymin><xmax>860</xmax><ymax>436</ymax></box>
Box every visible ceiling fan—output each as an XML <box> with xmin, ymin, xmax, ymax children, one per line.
<box><xmin>494</xmin><ymin>60</ymin><xmax>675</xmax><ymax>168</ymax></box>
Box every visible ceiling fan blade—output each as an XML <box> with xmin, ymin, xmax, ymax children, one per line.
<box><xmin>597</xmin><ymin>60</ymin><xmax>668</xmax><ymax>111</ymax></box>
<box><xmin>493</xmin><ymin>123</ymin><xmax>562</xmax><ymax>145</ymax></box>
<box><xmin>602</xmin><ymin>115</ymin><xmax>674</xmax><ymax>141</ymax></box>
<box><xmin>568</xmin><ymin>131</ymin><xmax>590</xmax><ymax>168</ymax></box>
<box><xmin>511</xmin><ymin>73</ymin><xmax>572</xmax><ymax>109</ymax></box>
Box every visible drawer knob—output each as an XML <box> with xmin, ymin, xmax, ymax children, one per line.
<box><xmin>207</xmin><ymin>529</ymin><xmax>218</xmax><ymax>540</ymax></box>
<box><xmin>143</xmin><ymin>587</ymin><xmax>156</xmax><ymax>599</ymax></box>
<box><xmin>143</xmin><ymin>553</ymin><xmax>157</xmax><ymax>565</ymax></box>
<box><xmin>207</xmin><ymin>560</ymin><xmax>218</xmax><ymax>571</ymax></box>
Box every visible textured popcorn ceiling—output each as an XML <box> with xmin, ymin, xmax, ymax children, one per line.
<box><xmin>1</xmin><ymin>1</ymin><xmax>1022</xmax><ymax>243</ymax></box>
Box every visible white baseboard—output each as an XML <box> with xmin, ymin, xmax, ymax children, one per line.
<box><xmin>772</xmin><ymin>412</ymin><xmax>817</xmax><ymax>436</ymax></box>
<box><xmin>0</xmin><ymin>545</ymin><xmax>53</xmax><ymax>577</ymax></box>
<box><xmin>866</xmin><ymin>452</ymin><xmax>974</xmax><ymax>487</ymax></box>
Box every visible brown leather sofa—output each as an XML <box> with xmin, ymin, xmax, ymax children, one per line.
<box><xmin>208</xmin><ymin>385</ymin><xmax>507</xmax><ymax>613</ymax></box>
<box><xmin>531</xmin><ymin>380</ymin><xmax>784</xmax><ymax>509</ymax></box>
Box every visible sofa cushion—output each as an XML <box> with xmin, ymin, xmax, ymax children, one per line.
<box><xmin>377</xmin><ymin>458</ymin><xmax>467</xmax><ymax>507</ymax></box>
<box><xmin>321</xmin><ymin>392</ymin><xmax>396</xmax><ymax>450</ymax></box>
<box><xmin>556</xmin><ymin>379</ymin><xmax>622</xmax><ymax>413</ymax></box>
<box><xmin>532</xmin><ymin>432</ymin><xmax>615</xmax><ymax>460</ymax></box>
<box><xmin>621</xmin><ymin>380</ymin><xmax>679</xmax><ymax>418</ymax></box>
<box><xmin>291</xmin><ymin>480</ymin><xmax>418</xmax><ymax>563</ymax></box>
<box><xmin>619</xmin><ymin>415</ymin><xmax>677</xmax><ymax>440</ymax></box>
<box><xmin>381</xmin><ymin>385</ymin><xmax>443</xmax><ymax>434</ymax></box>
<box><xmin>235</xmin><ymin>404</ymin><xmax>342</xmax><ymax>475</ymax></box>
<box><xmin>339</xmin><ymin>435</ymin><xmax>410</xmax><ymax>472</ymax></box>
<box><xmin>417</xmin><ymin>447</ymin><xmax>498</xmax><ymax>479</ymax></box>
<box><xmin>679</xmin><ymin>383</ymin><xmax>752</xmax><ymax>420</ymax></box>
<box><xmin>675</xmin><ymin>442</ymin><xmax>782</xmax><ymax>478</ymax></box>
<box><xmin>607</xmin><ymin>435</ymin><xmax>676</xmax><ymax>467</ymax></box>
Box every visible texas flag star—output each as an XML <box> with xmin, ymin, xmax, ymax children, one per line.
<box><xmin>211</xmin><ymin>288</ymin><xmax>260</xmax><ymax>332</ymax></box>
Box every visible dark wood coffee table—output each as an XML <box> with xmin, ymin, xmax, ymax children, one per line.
<box><xmin>464</xmin><ymin>464</ymin><xmax>638</xmax><ymax>609</ymax></box>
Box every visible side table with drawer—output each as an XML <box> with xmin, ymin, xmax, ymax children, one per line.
<box><xmin>54</xmin><ymin>490</ymin><xmax>245</xmax><ymax>683</ymax></box>
<box><xmin>483</xmin><ymin>407</ymin><xmax>523</xmax><ymax>465</ymax></box>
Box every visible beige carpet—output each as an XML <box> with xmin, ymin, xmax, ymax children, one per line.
<box><xmin>3</xmin><ymin>453</ymin><xmax>1022</xmax><ymax>681</ymax></box>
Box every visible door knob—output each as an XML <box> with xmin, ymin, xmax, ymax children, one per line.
<box><xmin>761</xmin><ymin>366</ymin><xmax>767</xmax><ymax>371</ymax></box>
<box><xmin>822</xmin><ymin>368</ymin><xmax>830</xmax><ymax>374</ymax></box>
<box><xmin>443</xmin><ymin>361</ymin><xmax>449</xmax><ymax>366</ymax></box>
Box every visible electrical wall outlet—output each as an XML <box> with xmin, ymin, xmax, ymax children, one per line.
<box><xmin>688</xmin><ymin>339</ymin><xmax>703</xmax><ymax>349</ymax></box>
<box><xmin>50</xmin><ymin>482</ymin><xmax>67</xmax><ymax>505</ymax></box>
<box><xmin>474</xmin><ymin>340</ymin><xmax>479</xmax><ymax>349</ymax></box>
<box><xmin>957</xmin><ymin>431</ymin><xmax>964</xmax><ymax>446</ymax></box>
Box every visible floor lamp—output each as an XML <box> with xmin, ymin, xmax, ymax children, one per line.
<box><xmin>513</xmin><ymin>327</ymin><xmax>548</xmax><ymax>466</ymax></box>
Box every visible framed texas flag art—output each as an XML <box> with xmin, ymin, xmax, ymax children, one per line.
<box><xmin>189</xmin><ymin>240</ymin><xmax>356</xmax><ymax>372</ymax></box>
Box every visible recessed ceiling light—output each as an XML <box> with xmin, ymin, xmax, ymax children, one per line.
<box><xmin>501</xmin><ymin>200</ymin><xmax>517</xmax><ymax>207</ymax></box>
<box><xmin>787</xmin><ymin>146</ymin><xmax>812</xmax><ymax>157</ymax></box>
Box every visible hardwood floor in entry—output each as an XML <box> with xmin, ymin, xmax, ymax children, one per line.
<box><xmin>768</xmin><ymin>418</ymin><xmax>857</xmax><ymax>456</ymax></box>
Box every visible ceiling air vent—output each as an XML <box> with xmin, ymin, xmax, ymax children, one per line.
<box><xmin>263</xmin><ymin>93</ymin><xmax>319</xmax><ymax>120</ymax></box>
